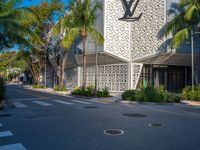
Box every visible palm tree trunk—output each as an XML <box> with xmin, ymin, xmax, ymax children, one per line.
<box><xmin>58</xmin><ymin>53</ymin><xmax>67</xmax><ymax>89</ymax></box>
<box><xmin>82</xmin><ymin>36</ymin><xmax>87</xmax><ymax>89</ymax></box>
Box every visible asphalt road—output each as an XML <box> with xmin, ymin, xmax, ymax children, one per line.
<box><xmin>0</xmin><ymin>85</ymin><xmax>200</xmax><ymax>150</ymax></box>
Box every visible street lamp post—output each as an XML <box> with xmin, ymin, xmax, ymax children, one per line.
<box><xmin>44</xmin><ymin>51</ymin><xmax>47</xmax><ymax>88</ymax></box>
<box><xmin>191</xmin><ymin>29</ymin><xmax>194</xmax><ymax>91</ymax></box>
<box><xmin>94</xmin><ymin>41</ymin><xmax>98</xmax><ymax>97</ymax></box>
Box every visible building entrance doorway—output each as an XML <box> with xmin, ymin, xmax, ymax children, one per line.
<box><xmin>140</xmin><ymin>65</ymin><xmax>191</xmax><ymax>93</ymax></box>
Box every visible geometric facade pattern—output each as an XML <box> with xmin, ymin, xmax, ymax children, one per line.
<box><xmin>131</xmin><ymin>63</ymin><xmax>143</xmax><ymax>89</ymax></box>
<box><xmin>78</xmin><ymin>64</ymin><xmax>129</xmax><ymax>92</ymax></box>
<box><xmin>104</xmin><ymin>0</ymin><xmax>130</xmax><ymax>61</ymax></box>
<box><xmin>131</xmin><ymin>0</ymin><xmax>166</xmax><ymax>60</ymax></box>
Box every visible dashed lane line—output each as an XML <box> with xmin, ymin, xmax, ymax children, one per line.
<box><xmin>0</xmin><ymin>143</ymin><xmax>26</xmax><ymax>150</ymax></box>
<box><xmin>13</xmin><ymin>102</ymin><xmax>27</xmax><ymax>108</ymax></box>
<box><xmin>0</xmin><ymin>131</ymin><xmax>13</xmax><ymax>138</ymax></box>
<box><xmin>53</xmin><ymin>100</ymin><xmax>74</xmax><ymax>105</ymax></box>
<box><xmin>32</xmin><ymin>101</ymin><xmax>52</xmax><ymax>106</ymax></box>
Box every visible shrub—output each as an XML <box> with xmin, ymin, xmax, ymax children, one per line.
<box><xmin>141</xmin><ymin>86</ymin><xmax>166</xmax><ymax>103</ymax></box>
<box><xmin>97</xmin><ymin>87</ymin><xmax>110</xmax><ymax>98</ymax></box>
<box><xmin>71</xmin><ymin>87</ymin><xmax>81</xmax><ymax>95</ymax></box>
<box><xmin>71</xmin><ymin>86</ymin><xmax>94</xmax><ymax>97</ymax></box>
<box><xmin>121</xmin><ymin>90</ymin><xmax>135</xmax><ymax>101</ymax></box>
<box><xmin>85</xmin><ymin>85</ymin><xmax>95</xmax><ymax>96</ymax></box>
<box><xmin>123</xmin><ymin>86</ymin><xmax>168</xmax><ymax>103</ymax></box>
<box><xmin>97</xmin><ymin>91</ymin><xmax>104</xmax><ymax>98</ymax></box>
<box><xmin>181</xmin><ymin>85</ymin><xmax>200</xmax><ymax>101</ymax></box>
<box><xmin>181</xmin><ymin>86</ymin><xmax>192</xmax><ymax>100</ymax></box>
<box><xmin>71</xmin><ymin>86</ymin><xmax>110</xmax><ymax>97</ymax></box>
<box><xmin>134</xmin><ymin>91</ymin><xmax>144</xmax><ymax>101</ymax></box>
<box><xmin>0</xmin><ymin>78</ymin><xmax>5</xmax><ymax>102</ymax></box>
<box><xmin>32</xmin><ymin>85</ymin><xmax>45</xmax><ymax>88</ymax></box>
<box><xmin>164</xmin><ymin>93</ymin><xmax>181</xmax><ymax>103</ymax></box>
<box><xmin>54</xmin><ymin>86</ymin><xmax>67</xmax><ymax>91</ymax></box>
<box><xmin>102</xmin><ymin>87</ymin><xmax>110</xmax><ymax>97</ymax></box>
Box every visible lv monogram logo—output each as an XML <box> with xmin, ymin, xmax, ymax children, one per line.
<box><xmin>119</xmin><ymin>0</ymin><xmax>142</xmax><ymax>21</ymax></box>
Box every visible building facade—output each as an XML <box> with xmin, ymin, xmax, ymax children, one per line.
<box><xmin>46</xmin><ymin>0</ymin><xmax>200</xmax><ymax>93</ymax></box>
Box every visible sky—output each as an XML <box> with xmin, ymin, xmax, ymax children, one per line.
<box><xmin>22</xmin><ymin>0</ymin><xmax>70</xmax><ymax>7</ymax></box>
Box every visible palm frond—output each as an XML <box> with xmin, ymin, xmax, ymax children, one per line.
<box><xmin>88</xmin><ymin>27</ymin><xmax>104</xmax><ymax>46</ymax></box>
<box><xmin>61</xmin><ymin>28</ymin><xmax>79</xmax><ymax>49</ymax></box>
<box><xmin>172</xmin><ymin>28</ymin><xmax>189</xmax><ymax>48</ymax></box>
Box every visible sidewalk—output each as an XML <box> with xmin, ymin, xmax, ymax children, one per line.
<box><xmin>23</xmin><ymin>85</ymin><xmax>121</xmax><ymax>103</ymax></box>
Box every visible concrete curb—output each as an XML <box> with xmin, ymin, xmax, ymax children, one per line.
<box><xmin>118</xmin><ymin>100</ymin><xmax>180</xmax><ymax>106</ymax></box>
<box><xmin>23</xmin><ymin>87</ymin><xmax>74</xmax><ymax>98</ymax></box>
<box><xmin>181</xmin><ymin>100</ymin><xmax>200</xmax><ymax>107</ymax></box>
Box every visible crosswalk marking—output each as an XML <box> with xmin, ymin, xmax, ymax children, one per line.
<box><xmin>10</xmin><ymin>98</ymin><xmax>49</xmax><ymax>101</ymax></box>
<box><xmin>0</xmin><ymin>131</ymin><xmax>13</xmax><ymax>138</ymax></box>
<box><xmin>32</xmin><ymin>101</ymin><xmax>52</xmax><ymax>106</ymax></box>
<box><xmin>0</xmin><ymin>143</ymin><xmax>26</xmax><ymax>150</ymax></box>
<box><xmin>71</xmin><ymin>100</ymin><xmax>92</xmax><ymax>105</ymax></box>
<box><xmin>13</xmin><ymin>102</ymin><xmax>27</xmax><ymax>108</ymax></box>
<box><xmin>53</xmin><ymin>100</ymin><xmax>74</xmax><ymax>105</ymax></box>
<box><xmin>0</xmin><ymin>123</ymin><xmax>3</xmax><ymax>127</ymax></box>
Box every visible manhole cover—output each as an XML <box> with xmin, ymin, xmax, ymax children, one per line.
<box><xmin>0</xmin><ymin>114</ymin><xmax>12</xmax><ymax>117</ymax></box>
<box><xmin>149</xmin><ymin>123</ymin><xmax>162</xmax><ymax>127</ymax></box>
<box><xmin>103</xmin><ymin>129</ymin><xmax>124</xmax><ymax>136</ymax></box>
<box><xmin>84</xmin><ymin>106</ymin><xmax>98</xmax><ymax>109</ymax></box>
<box><xmin>123</xmin><ymin>113</ymin><xmax>146</xmax><ymax>118</ymax></box>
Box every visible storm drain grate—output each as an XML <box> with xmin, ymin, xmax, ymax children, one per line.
<box><xmin>0</xmin><ymin>114</ymin><xmax>12</xmax><ymax>117</ymax></box>
<box><xmin>123</xmin><ymin>113</ymin><xmax>146</xmax><ymax>118</ymax></box>
<box><xmin>103</xmin><ymin>129</ymin><xmax>124</xmax><ymax>136</ymax></box>
<box><xmin>149</xmin><ymin>123</ymin><xmax>162</xmax><ymax>127</ymax></box>
<box><xmin>84</xmin><ymin>106</ymin><xmax>98</xmax><ymax>109</ymax></box>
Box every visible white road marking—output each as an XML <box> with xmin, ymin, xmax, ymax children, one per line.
<box><xmin>13</xmin><ymin>102</ymin><xmax>27</xmax><ymax>108</ymax></box>
<box><xmin>0</xmin><ymin>123</ymin><xmax>3</xmax><ymax>127</ymax></box>
<box><xmin>10</xmin><ymin>98</ymin><xmax>49</xmax><ymax>101</ymax></box>
<box><xmin>0</xmin><ymin>143</ymin><xmax>26</xmax><ymax>150</ymax></box>
<box><xmin>0</xmin><ymin>131</ymin><xmax>13</xmax><ymax>138</ymax></box>
<box><xmin>32</xmin><ymin>101</ymin><xmax>52</xmax><ymax>106</ymax></box>
<box><xmin>71</xmin><ymin>100</ymin><xmax>92</xmax><ymax>105</ymax></box>
<box><xmin>53</xmin><ymin>100</ymin><xmax>74</xmax><ymax>105</ymax></box>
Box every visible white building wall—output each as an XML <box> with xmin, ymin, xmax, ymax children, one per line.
<box><xmin>78</xmin><ymin>64</ymin><xmax>129</xmax><ymax>92</ymax></box>
<box><xmin>103</xmin><ymin>0</ymin><xmax>130</xmax><ymax>61</ymax></box>
<box><xmin>131</xmin><ymin>0</ymin><xmax>166</xmax><ymax>60</ymax></box>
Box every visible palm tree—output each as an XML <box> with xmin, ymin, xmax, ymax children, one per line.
<box><xmin>164</xmin><ymin>0</ymin><xmax>200</xmax><ymax>48</ymax></box>
<box><xmin>164</xmin><ymin>0</ymin><xmax>200</xmax><ymax>90</ymax></box>
<box><xmin>53</xmin><ymin>0</ymin><xmax>104</xmax><ymax>89</ymax></box>
<box><xmin>0</xmin><ymin>0</ymin><xmax>39</xmax><ymax>49</ymax></box>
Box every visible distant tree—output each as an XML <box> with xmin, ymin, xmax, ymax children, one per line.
<box><xmin>0</xmin><ymin>51</ymin><xmax>27</xmax><ymax>80</ymax></box>
<box><xmin>18</xmin><ymin>0</ymin><xmax>64</xmax><ymax>86</ymax></box>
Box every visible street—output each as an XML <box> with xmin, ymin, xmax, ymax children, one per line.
<box><xmin>0</xmin><ymin>85</ymin><xmax>200</xmax><ymax>150</ymax></box>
